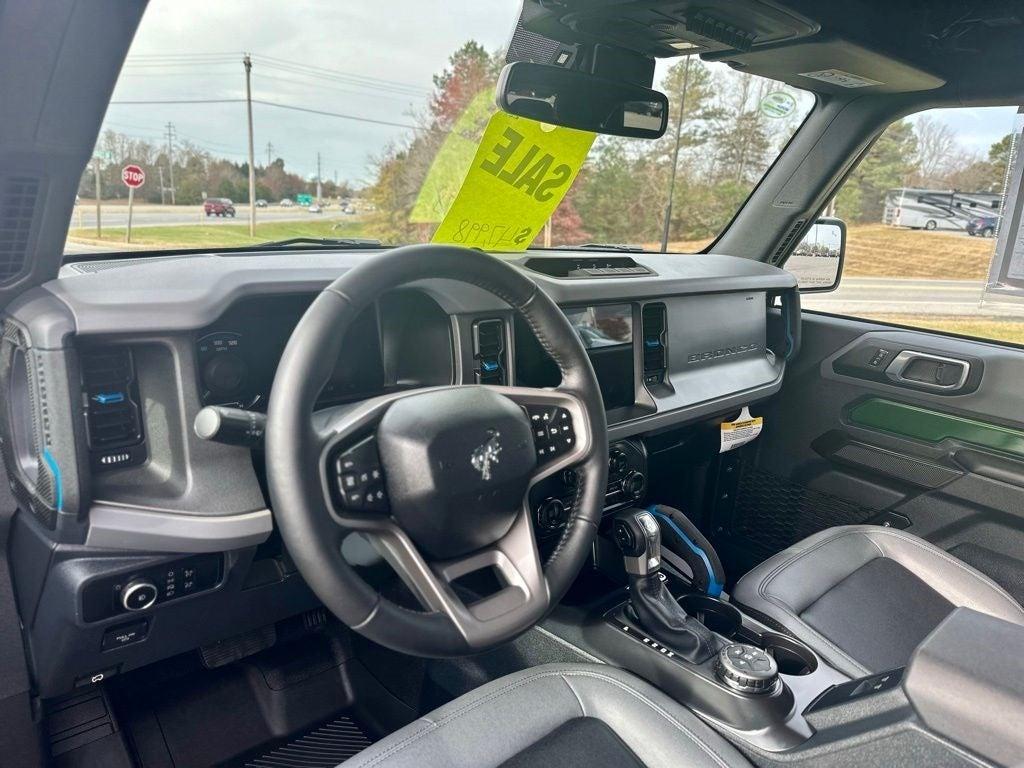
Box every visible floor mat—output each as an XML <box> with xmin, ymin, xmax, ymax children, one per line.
<box><xmin>231</xmin><ymin>714</ymin><xmax>375</xmax><ymax>768</ymax></box>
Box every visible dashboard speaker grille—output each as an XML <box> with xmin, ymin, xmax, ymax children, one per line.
<box><xmin>772</xmin><ymin>218</ymin><xmax>807</xmax><ymax>262</ymax></box>
<box><xmin>0</xmin><ymin>176</ymin><xmax>39</xmax><ymax>284</ymax></box>
<box><xmin>472</xmin><ymin>318</ymin><xmax>506</xmax><ymax>385</ymax></box>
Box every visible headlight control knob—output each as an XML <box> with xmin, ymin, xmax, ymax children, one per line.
<box><xmin>715</xmin><ymin>644</ymin><xmax>779</xmax><ymax>694</ymax></box>
<box><xmin>121</xmin><ymin>579</ymin><xmax>158</xmax><ymax>612</ymax></box>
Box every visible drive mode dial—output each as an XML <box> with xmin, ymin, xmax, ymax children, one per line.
<box><xmin>715</xmin><ymin>644</ymin><xmax>779</xmax><ymax>694</ymax></box>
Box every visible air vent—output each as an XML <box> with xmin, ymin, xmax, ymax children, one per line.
<box><xmin>641</xmin><ymin>303</ymin><xmax>667</xmax><ymax>387</ymax></box>
<box><xmin>772</xmin><ymin>218</ymin><xmax>807</xmax><ymax>262</ymax></box>
<box><xmin>472</xmin><ymin>319</ymin><xmax>506</xmax><ymax>385</ymax></box>
<box><xmin>0</xmin><ymin>176</ymin><xmax>40</xmax><ymax>284</ymax></box>
<box><xmin>81</xmin><ymin>347</ymin><xmax>146</xmax><ymax>470</ymax></box>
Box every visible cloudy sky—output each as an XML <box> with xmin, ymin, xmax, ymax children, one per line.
<box><xmin>104</xmin><ymin>1</ymin><xmax>1019</xmax><ymax>186</ymax></box>
<box><xmin>105</xmin><ymin>0</ymin><xmax>524</xmax><ymax>183</ymax></box>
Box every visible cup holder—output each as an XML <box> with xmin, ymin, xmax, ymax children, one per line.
<box><xmin>678</xmin><ymin>594</ymin><xmax>743</xmax><ymax>637</ymax></box>
<box><xmin>759</xmin><ymin>632</ymin><xmax>817</xmax><ymax>676</ymax></box>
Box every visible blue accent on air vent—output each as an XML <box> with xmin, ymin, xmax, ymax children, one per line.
<box><xmin>644</xmin><ymin>338</ymin><xmax>661</xmax><ymax>349</ymax></box>
<box><xmin>92</xmin><ymin>392</ymin><xmax>125</xmax><ymax>405</ymax></box>
<box><xmin>42</xmin><ymin>449</ymin><xmax>63</xmax><ymax>513</ymax></box>
<box><xmin>481</xmin><ymin>360</ymin><xmax>499</xmax><ymax>373</ymax></box>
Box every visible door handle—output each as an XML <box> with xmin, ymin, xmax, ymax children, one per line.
<box><xmin>884</xmin><ymin>350</ymin><xmax>970</xmax><ymax>391</ymax></box>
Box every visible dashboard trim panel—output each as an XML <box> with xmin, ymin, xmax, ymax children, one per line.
<box><xmin>85</xmin><ymin>503</ymin><xmax>272</xmax><ymax>553</ymax></box>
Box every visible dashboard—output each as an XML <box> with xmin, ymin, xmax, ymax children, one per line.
<box><xmin>2</xmin><ymin>248</ymin><xmax>798</xmax><ymax>698</ymax></box>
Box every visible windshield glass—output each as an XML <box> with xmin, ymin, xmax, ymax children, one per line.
<box><xmin>65</xmin><ymin>1</ymin><xmax>813</xmax><ymax>258</ymax></box>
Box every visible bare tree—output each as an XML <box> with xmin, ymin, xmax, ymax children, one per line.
<box><xmin>913</xmin><ymin>116</ymin><xmax>959</xmax><ymax>186</ymax></box>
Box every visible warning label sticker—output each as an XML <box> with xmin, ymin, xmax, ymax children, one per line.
<box><xmin>799</xmin><ymin>69</ymin><xmax>883</xmax><ymax>89</ymax></box>
<box><xmin>431</xmin><ymin>112</ymin><xmax>595</xmax><ymax>251</ymax></box>
<box><xmin>720</xmin><ymin>406</ymin><xmax>764</xmax><ymax>453</ymax></box>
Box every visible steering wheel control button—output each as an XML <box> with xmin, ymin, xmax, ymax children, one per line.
<box><xmin>716</xmin><ymin>644</ymin><xmax>779</xmax><ymax>694</ymax></box>
<box><xmin>121</xmin><ymin>580</ymin><xmax>158</xmax><ymax>612</ymax></box>
<box><xmin>332</xmin><ymin>437</ymin><xmax>389</xmax><ymax>512</ymax></box>
<box><xmin>527</xmin><ymin>405</ymin><xmax>575</xmax><ymax>462</ymax></box>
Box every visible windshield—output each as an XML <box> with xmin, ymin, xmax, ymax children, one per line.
<box><xmin>65</xmin><ymin>1</ymin><xmax>813</xmax><ymax>258</ymax></box>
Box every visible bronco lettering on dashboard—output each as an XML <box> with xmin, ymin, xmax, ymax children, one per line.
<box><xmin>686</xmin><ymin>343</ymin><xmax>760</xmax><ymax>364</ymax></box>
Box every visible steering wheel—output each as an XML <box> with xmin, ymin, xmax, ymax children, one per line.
<box><xmin>265</xmin><ymin>244</ymin><xmax>608</xmax><ymax>656</ymax></box>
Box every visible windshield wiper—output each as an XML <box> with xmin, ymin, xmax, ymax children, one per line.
<box><xmin>253</xmin><ymin>237</ymin><xmax>383</xmax><ymax>249</ymax></box>
<box><xmin>571</xmin><ymin>243</ymin><xmax>645</xmax><ymax>252</ymax></box>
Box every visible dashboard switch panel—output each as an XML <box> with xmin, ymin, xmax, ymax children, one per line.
<box><xmin>82</xmin><ymin>554</ymin><xmax>222</xmax><ymax>622</ymax></box>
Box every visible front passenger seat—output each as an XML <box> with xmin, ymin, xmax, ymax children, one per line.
<box><xmin>341</xmin><ymin>663</ymin><xmax>749</xmax><ymax>767</ymax></box>
<box><xmin>733</xmin><ymin>525</ymin><xmax>1024</xmax><ymax>677</ymax></box>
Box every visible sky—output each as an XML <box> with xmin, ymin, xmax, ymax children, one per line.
<box><xmin>104</xmin><ymin>1</ymin><xmax>1021</xmax><ymax>187</ymax></box>
<box><xmin>105</xmin><ymin>0</ymin><xmax>524</xmax><ymax>183</ymax></box>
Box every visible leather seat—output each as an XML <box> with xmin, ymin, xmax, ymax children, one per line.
<box><xmin>733</xmin><ymin>525</ymin><xmax>1024</xmax><ymax>677</ymax></box>
<box><xmin>339</xmin><ymin>663</ymin><xmax>749</xmax><ymax>767</ymax></box>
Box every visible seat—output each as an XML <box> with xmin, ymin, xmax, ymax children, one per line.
<box><xmin>733</xmin><ymin>525</ymin><xmax>1024</xmax><ymax>677</ymax></box>
<box><xmin>339</xmin><ymin>663</ymin><xmax>749</xmax><ymax>768</ymax></box>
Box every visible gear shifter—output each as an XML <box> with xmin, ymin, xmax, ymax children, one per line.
<box><xmin>613</xmin><ymin>509</ymin><xmax>721</xmax><ymax>663</ymax></box>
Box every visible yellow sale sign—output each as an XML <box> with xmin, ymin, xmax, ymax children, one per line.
<box><xmin>431</xmin><ymin>112</ymin><xmax>595</xmax><ymax>251</ymax></box>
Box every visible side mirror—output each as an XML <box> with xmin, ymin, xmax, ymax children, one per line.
<box><xmin>784</xmin><ymin>218</ymin><xmax>846</xmax><ymax>292</ymax></box>
<box><xmin>496</xmin><ymin>61</ymin><xmax>668</xmax><ymax>139</ymax></box>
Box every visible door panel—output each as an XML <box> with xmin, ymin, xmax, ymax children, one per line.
<box><xmin>711</xmin><ymin>311</ymin><xmax>1024</xmax><ymax>603</ymax></box>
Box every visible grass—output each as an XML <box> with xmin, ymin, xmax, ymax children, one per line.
<box><xmin>841</xmin><ymin>224</ymin><xmax>996</xmax><ymax>280</ymax></box>
<box><xmin>658</xmin><ymin>224</ymin><xmax>997</xmax><ymax>280</ymax></box>
<box><xmin>68</xmin><ymin>218</ymin><xmax>368</xmax><ymax>249</ymax></box>
<box><xmin>865</xmin><ymin>314</ymin><xmax>1024</xmax><ymax>345</ymax></box>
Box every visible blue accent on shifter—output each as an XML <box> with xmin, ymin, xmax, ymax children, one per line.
<box><xmin>649</xmin><ymin>506</ymin><xmax>723</xmax><ymax>597</ymax></box>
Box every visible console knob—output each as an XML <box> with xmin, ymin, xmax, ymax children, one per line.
<box><xmin>623</xmin><ymin>470</ymin><xmax>646</xmax><ymax>499</ymax></box>
<box><xmin>715</xmin><ymin>644</ymin><xmax>779</xmax><ymax>694</ymax></box>
<box><xmin>121</xmin><ymin>579</ymin><xmax>158</xmax><ymax>612</ymax></box>
<box><xmin>202</xmin><ymin>353</ymin><xmax>247</xmax><ymax>397</ymax></box>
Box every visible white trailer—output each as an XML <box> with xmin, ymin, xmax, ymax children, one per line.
<box><xmin>883</xmin><ymin>188</ymin><xmax>1002</xmax><ymax>231</ymax></box>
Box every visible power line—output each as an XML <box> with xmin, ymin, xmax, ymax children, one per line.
<box><xmin>108</xmin><ymin>98</ymin><xmax>420</xmax><ymax>130</ymax></box>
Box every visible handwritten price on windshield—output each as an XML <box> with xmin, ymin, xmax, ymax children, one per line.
<box><xmin>449</xmin><ymin>218</ymin><xmax>533</xmax><ymax>249</ymax></box>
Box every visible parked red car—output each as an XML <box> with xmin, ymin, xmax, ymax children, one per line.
<box><xmin>203</xmin><ymin>197</ymin><xmax>235</xmax><ymax>217</ymax></box>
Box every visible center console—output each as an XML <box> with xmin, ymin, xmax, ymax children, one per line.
<box><xmin>590</xmin><ymin>505</ymin><xmax>850</xmax><ymax>752</ymax></box>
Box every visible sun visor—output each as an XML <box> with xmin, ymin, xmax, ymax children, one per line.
<box><xmin>705</xmin><ymin>37</ymin><xmax>945</xmax><ymax>95</ymax></box>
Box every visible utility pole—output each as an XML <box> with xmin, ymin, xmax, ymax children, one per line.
<box><xmin>265</xmin><ymin>141</ymin><xmax>274</xmax><ymax>166</ymax></box>
<box><xmin>158</xmin><ymin>166</ymin><xmax>166</xmax><ymax>205</ymax></box>
<box><xmin>244</xmin><ymin>53</ymin><xmax>256</xmax><ymax>236</ymax></box>
<box><xmin>316</xmin><ymin>152</ymin><xmax>322</xmax><ymax>203</ymax></box>
<box><xmin>660</xmin><ymin>57</ymin><xmax>692</xmax><ymax>253</ymax></box>
<box><xmin>93</xmin><ymin>157</ymin><xmax>102</xmax><ymax>238</ymax></box>
<box><xmin>165</xmin><ymin>122</ymin><xmax>177</xmax><ymax>205</ymax></box>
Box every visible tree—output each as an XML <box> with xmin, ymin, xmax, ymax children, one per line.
<box><xmin>912</xmin><ymin>116</ymin><xmax>958</xmax><ymax>186</ymax></box>
<box><xmin>835</xmin><ymin>120</ymin><xmax>918</xmax><ymax>222</ymax></box>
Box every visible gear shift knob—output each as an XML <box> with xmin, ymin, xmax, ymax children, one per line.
<box><xmin>613</xmin><ymin>509</ymin><xmax>662</xmax><ymax>576</ymax></box>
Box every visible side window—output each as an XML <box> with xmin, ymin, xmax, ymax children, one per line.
<box><xmin>802</xmin><ymin>106</ymin><xmax>1024</xmax><ymax>346</ymax></box>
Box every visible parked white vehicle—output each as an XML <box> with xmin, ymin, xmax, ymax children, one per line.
<box><xmin>883</xmin><ymin>187</ymin><xmax>1002</xmax><ymax>232</ymax></box>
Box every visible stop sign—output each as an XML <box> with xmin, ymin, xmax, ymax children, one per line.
<box><xmin>121</xmin><ymin>165</ymin><xmax>145</xmax><ymax>188</ymax></box>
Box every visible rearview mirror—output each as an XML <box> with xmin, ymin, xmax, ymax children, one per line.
<box><xmin>784</xmin><ymin>218</ymin><xmax>846</xmax><ymax>292</ymax></box>
<box><xmin>496</xmin><ymin>62</ymin><xmax>668</xmax><ymax>139</ymax></box>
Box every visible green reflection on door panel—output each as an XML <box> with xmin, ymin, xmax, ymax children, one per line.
<box><xmin>849</xmin><ymin>398</ymin><xmax>1024</xmax><ymax>458</ymax></box>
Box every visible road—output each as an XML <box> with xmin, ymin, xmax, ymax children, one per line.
<box><xmin>802</xmin><ymin>277</ymin><xmax>1024</xmax><ymax>317</ymax></box>
<box><xmin>70</xmin><ymin>204</ymin><xmax>352</xmax><ymax>228</ymax></box>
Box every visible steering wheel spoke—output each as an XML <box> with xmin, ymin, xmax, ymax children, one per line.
<box><xmin>361</xmin><ymin>503</ymin><xmax>549</xmax><ymax>650</ymax></box>
<box><xmin>493</xmin><ymin>385</ymin><xmax>594</xmax><ymax>484</ymax></box>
